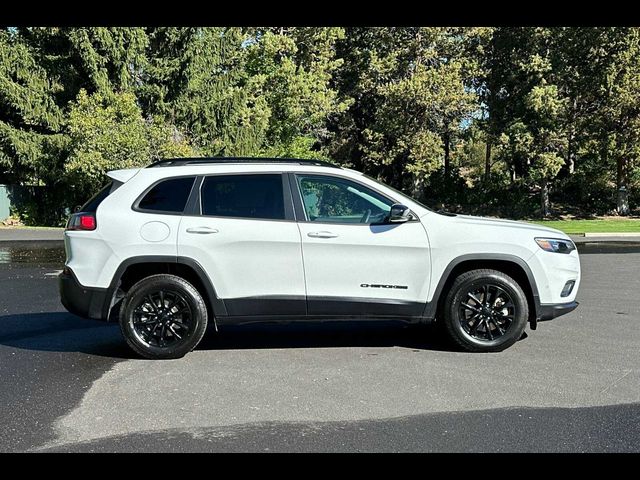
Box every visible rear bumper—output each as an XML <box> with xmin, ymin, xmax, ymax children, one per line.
<box><xmin>59</xmin><ymin>269</ymin><xmax>109</xmax><ymax>320</ymax></box>
<box><xmin>538</xmin><ymin>301</ymin><xmax>579</xmax><ymax>321</ymax></box>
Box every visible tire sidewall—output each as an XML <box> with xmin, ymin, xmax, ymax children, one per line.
<box><xmin>445</xmin><ymin>272</ymin><xmax>528</xmax><ymax>352</ymax></box>
<box><xmin>119</xmin><ymin>275</ymin><xmax>208</xmax><ymax>359</ymax></box>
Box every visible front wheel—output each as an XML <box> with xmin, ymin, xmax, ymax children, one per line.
<box><xmin>119</xmin><ymin>274</ymin><xmax>208</xmax><ymax>359</ymax></box>
<box><xmin>442</xmin><ymin>269</ymin><xmax>528</xmax><ymax>352</ymax></box>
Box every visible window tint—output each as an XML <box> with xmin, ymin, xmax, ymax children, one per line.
<box><xmin>81</xmin><ymin>182</ymin><xmax>113</xmax><ymax>213</ymax></box>
<box><xmin>297</xmin><ymin>175</ymin><xmax>393</xmax><ymax>224</ymax></box>
<box><xmin>138</xmin><ymin>177</ymin><xmax>195</xmax><ymax>213</ymax></box>
<box><xmin>201</xmin><ymin>174</ymin><xmax>285</xmax><ymax>220</ymax></box>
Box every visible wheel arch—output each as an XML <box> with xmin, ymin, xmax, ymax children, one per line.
<box><xmin>425</xmin><ymin>254</ymin><xmax>541</xmax><ymax>324</ymax></box>
<box><xmin>102</xmin><ymin>255</ymin><xmax>227</xmax><ymax>324</ymax></box>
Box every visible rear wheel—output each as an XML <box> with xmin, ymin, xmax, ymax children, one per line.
<box><xmin>442</xmin><ymin>269</ymin><xmax>528</xmax><ymax>352</ymax></box>
<box><xmin>119</xmin><ymin>274</ymin><xmax>208</xmax><ymax>359</ymax></box>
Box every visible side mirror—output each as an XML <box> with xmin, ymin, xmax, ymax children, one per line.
<box><xmin>389</xmin><ymin>204</ymin><xmax>411</xmax><ymax>223</ymax></box>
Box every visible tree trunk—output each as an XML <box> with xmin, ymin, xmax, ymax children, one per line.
<box><xmin>566</xmin><ymin>131</ymin><xmax>575</xmax><ymax>175</ymax></box>
<box><xmin>617</xmin><ymin>157</ymin><xmax>630</xmax><ymax>215</ymax></box>
<box><xmin>540</xmin><ymin>179</ymin><xmax>550</xmax><ymax>217</ymax></box>
<box><xmin>443</xmin><ymin>131</ymin><xmax>451</xmax><ymax>177</ymax></box>
<box><xmin>411</xmin><ymin>174</ymin><xmax>425</xmax><ymax>202</ymax></box>
<box><xmin>484</xmin><ymin>140</ymin><xmax>492</xmax><ymax>181</ymax></box>
<box><xmin>566</xmin><ymin>99</ymin><xmax>576</xmax><ymax>175</ymax></box>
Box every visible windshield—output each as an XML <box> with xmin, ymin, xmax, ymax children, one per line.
<box><xmin>360</xmin><ymin>173</ymin><xmax>435</xmax><ymax>212</ymax></box>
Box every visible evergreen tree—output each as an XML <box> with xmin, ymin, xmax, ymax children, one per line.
<box><xmin>139</xmin><ymin>27</ymin><xmax>269</xmax><ymax>156</ymax></box>
<box><xmin>328</xmin><ymin>27</ymin><xmax>481</xmax><ymax>199</ymax></box>
<box><xmin>0</xmin><ymin>28</ymin><xmax>64</xmax><ymax>186</ymax></box>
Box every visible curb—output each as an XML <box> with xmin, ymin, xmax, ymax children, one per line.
<box><xmin>569</xmin><ymin>234</ymin><xmax>640</xmax><ymax>244</ymax></box>
<box><xmin>0</xmin><ymin>228</ymin><xmax>64</xmax><ymax>242</ymax></box>
<box><xmin>581</xmin><ymin>232</ymin><xmax>640</xmax><ymax>237</ymax></box>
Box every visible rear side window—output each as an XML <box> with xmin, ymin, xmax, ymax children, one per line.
<box><xmin>137</xmin><ymin>176</ymin><xmax>196</xmax><ymax>213</ymax></box>
<box><xmin>81</xmin><ymin>181</ymin><xmax>123</xmax><ymax>213</ymax></box>
<box><xmin>201</xmin><ymin>174</ymin><xmax>285</xmax><ymax>220</ymax></box>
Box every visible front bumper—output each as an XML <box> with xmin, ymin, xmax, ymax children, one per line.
<box><xmin>538</xmin><ymin>301</ymin><xmax>579</xmax><ymax>321</ymax></box>
<box><xmin>59</xmin><ymin>269</ymin><xmax>109</xmax><ymax>320</ymax></box>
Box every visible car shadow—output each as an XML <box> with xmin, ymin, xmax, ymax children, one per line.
<box><xmin>0</xmin><ymin>312</ymin><xmax>460</xmax><ymax>358</ymax></box>
<box><xmin>0</xmin><ymin>312</ymin><xmax>131</xmax><ymax>359</ymax></box>
<box><xmin>198</xmin><ymin>321</ymin><xmax>457</xmax><ymax>352</ymax></box>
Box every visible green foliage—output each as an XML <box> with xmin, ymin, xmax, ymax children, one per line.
<box><xmin>363</xmin><ymin>59</ymin><xmax>475</xmax><ymax>175</ymax></box>
<box><xmin>141</xmin><ymin>27</ymin><xmax>268</xmax><ymax>156</ymax></box>
<box><xmin>245</xmin><ymin>27</ymin><xmax>351</xmax><ymax>152</ymax></box>
<box><xmin>0</xmin><ymin>29</ymin><xmax>64</xmax><ymax>186</ymax></box>
<box><xmin>146</xmin><ymin>118</ymin><xmax>201</xmax><ymax>160</ymax></box>
<box><xmin>65</xmin><ymin>89</ymin><xmax>150</xmax><ymax>194</ymax></box>
<box><xmin>2</xmin><ymin>26</ymin><xmax>640</xmax><ymax>224</ymax></box>
<box><xmin>328</xmin><ymin>27</ymin><xmax>482</xmax><ymax>197</ymax></box>
<box><xmin>260</xmin><ymin>136</ymin><xmax>327</xmax><ymax>160</ymax></box>
<box><xmin>65</xmin><ymin>89</ymin><xmax>199</xmax><ymax>201</ymax></box>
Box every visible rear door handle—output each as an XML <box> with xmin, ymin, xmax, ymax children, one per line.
<box><xmin>186</xmin><ymin>227</ymin><xmax>219</xmax><ymax>234</ymax></box>
<box><xmin>307</xmin><ymin>231</ymin><xmax>338</xmax><ymax>239</ymax></box>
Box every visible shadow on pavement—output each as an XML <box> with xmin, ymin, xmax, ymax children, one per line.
<box><xmin>0</xmin><ymin>312</ymin><xmax>463</xmax><ymax>357</ymax></box>
<box><xmin>199</xmin><ymin>322</ymin><xmax>460</xmax><ymax>353</ymax></box>
<box><xmin>39</xmin><ymin>401</ymin><xmax>640</xmax><ymax>453</ymax></box>
<box><xmin>0</xmin><ymin>312</ymin><xmax>131</xmax><ymax>359</ymax></box>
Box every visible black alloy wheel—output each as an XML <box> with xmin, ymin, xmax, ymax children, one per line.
<box><xmin>119</xmin><ymin>274</ymin><xmax>208</xmax><ymax>359</ymax></box>
<box><xmin>131</xmin><ymin>290</ymin><xmax>193</xmax><ymax>348</ymax></box>
<box><xmin>459</xmin><ymin>283</ymin><xmax>515</xmax><ymax>342</ymax></box>
<box><xmin>442</xmin><ymin>269</ymin><xmax>528</xmax><ymax>352</ymax></box>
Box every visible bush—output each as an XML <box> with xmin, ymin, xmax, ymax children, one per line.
<box><xmin>419</xmin><ymin>169</ymin><xmax>538</xmax><ymax>219</ymax></box>
<box><xmin>8</xmin><ymin>185</ymin><xmax>70</xmax><ymax>227</ymax></box>
<box><xmin>552</xmin><ymin>170</ymin><xmax>616</xmax><ymax>216</ymax></box>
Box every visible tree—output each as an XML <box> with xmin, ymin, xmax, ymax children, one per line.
<box><xmin>485</xmin><ymin>28</ymin><xmax>568</xmax><ymax>216</ymax></box>
<box><xmin>65</xmin><ymin>89</ymin><xmax>150</xmax><ymax>196</ymax></box>
<box><xmin>328</xmin><ymin>27</ymin><xmax>482</xmax><ymax>200</ymax></box>
<box><xmin>65</xmin><ymin>89</ymin><xmax>198</xmax><ymax>201</ymax></box>
<box><xmin>139</xmin><ymin>27</ymin><xmax>349</xmax><ymax>159</ymax></box>
<box><xmin>245</xmin><ymin>27</ymin><xmax>351</xmax><ymax>157</ymax></box>
<box><xmin>595</xmin><ymin>28</ymin><xmax>640</xmax><ymax>215</ymax></box>
<box><xmin>4</xmin><ymin>26</ymin><xmax>640</xmax><ymax>224</ymax></box>
<box><xmin>139</xmin><ymin>27</ymin><xmax>271</xmax><ymax>156</ymax></box>
<box><xmin>0</xmin><ymin>28</ymin><xmax>64</xmax><ymax>186</ymax></box>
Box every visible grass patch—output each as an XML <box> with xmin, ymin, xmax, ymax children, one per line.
<box><xmin>532</xmin><ymin>218</ymin><xmax>640</xmax><ymax>234</ymax></box>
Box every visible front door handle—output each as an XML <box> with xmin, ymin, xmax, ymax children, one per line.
<box><xmin>186</xmin><ymin>227</ymin><xmax>219</xmax><ymax>234</ymax></box>
<box><xmin>307</xmin><ymin>231</ymin><xmax>338</xmax><ymax>239</ymax></box>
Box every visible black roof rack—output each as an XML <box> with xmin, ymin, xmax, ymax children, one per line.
<box><xmin>147</xmin><ymin>157</ymin><xmax>341</xmax><ymax>169</ymax></box>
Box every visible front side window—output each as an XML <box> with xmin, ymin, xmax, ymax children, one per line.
<box><xmin>201</xmin><ymin>174</ymin><xmax>285</xmax><ymax>220</ymax></box>
<box><xmin>137</xmin><ymin>176</ymin><xmax>196</xmax><ymax>213</ymax></box>
<box><xmin>297</xmin><ymin>175</ymin><xmax>393</xmax><ymax>224</ymax></box>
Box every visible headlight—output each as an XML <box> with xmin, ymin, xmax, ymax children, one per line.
<box><xmin>535</xmin><ymin>237</ymin><xmax>576</xmax><ymax>254</ymax></box>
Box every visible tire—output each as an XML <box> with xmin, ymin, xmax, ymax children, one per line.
<box><xmin>119</xmin><ymin>274</ymin><xmax>208</xmax><ymax>359</ymax></box>
<box><xmin>442</xmin><ymin>269</ymin><xmax>528</xmax><ymax>352</ymax></box>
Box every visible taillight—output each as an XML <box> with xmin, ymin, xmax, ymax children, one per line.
<box><xmin>66</xmin><ymin>213</ymin><xmax>96</xmax><ymax>231</ymax></box>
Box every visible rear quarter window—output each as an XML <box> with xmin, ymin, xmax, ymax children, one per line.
<box><xmin>81</xmin><ymin>181</ymin><xmax>123</xmax><ymax>213</ymax></box>
<box><xmin>136</xmin><ymin>176</ymin><xmax>196</xmax><ymax>213</ymax></box>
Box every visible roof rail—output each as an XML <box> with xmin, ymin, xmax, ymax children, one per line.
<box><xmin>147</xmin><ymin>157</ymin><xmax>341</xmax><ymax>169</ymax></box>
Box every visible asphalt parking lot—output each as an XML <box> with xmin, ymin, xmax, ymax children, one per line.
<box><xmin>0</xmin><ymin>240</ymin><xmax>638</xmax><ymax>452</ymax></box>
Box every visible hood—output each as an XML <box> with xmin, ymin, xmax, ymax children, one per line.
<box><xmin>452</xmin><ymin>214</ymin><xmax>568</xmax><ymax>238</ymax></box>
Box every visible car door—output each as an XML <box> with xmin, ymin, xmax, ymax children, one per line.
<box><xmin>292</xmin><ymin>173</ymin><xmax>431</xmax><ymax>317</ymax></box>
<box><xmin>178</xmin><ymin>173</ymin><xmax>306</xmax><ymax>316</ymax></box>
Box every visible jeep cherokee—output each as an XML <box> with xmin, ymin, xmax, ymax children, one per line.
<box><xmin>59</xmin><ymin>157</ymin><xmax>580</xmax><ymax>359</ymax></box>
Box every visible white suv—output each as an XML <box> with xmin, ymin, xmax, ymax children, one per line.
<box><xmin>59</xmin><ymin>158</ymin><xmax>580</xmax><ymax>359</ymax></box>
